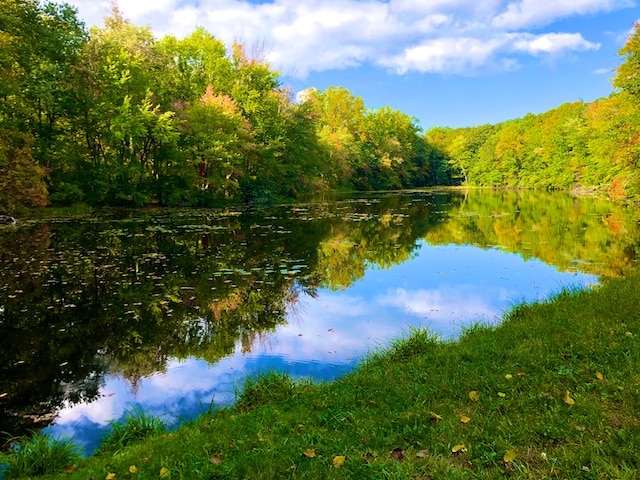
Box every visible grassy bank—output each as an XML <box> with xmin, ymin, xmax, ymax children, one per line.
<box><xmin>4</xmin><ymin>273</ymin><xmax>640</xmax><ymax>479</ymax></box>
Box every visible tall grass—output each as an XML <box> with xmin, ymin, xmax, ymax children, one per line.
<box><xmin>97</xmin><ymin>408</ymin><xmax>167</xmax><ymax>453</ymax></box>
<box><xmin>0</xmin><ymin>433</ymin><xmax>81</xmax><ymax>478</ymax></box>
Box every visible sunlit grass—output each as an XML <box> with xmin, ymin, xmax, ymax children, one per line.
<box><xmin>23</xmin><ymin>272</ymin><xmax>640</xmax><ymax>478</ymax></box>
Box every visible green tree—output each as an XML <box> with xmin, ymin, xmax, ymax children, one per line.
<box><xmin>0</xmin><ymin>0</ymin><xmax>86</xmax><ymax>207</ymax></box>
<box><xmin>614</xmin><ymin>22</ymin><xmax>640</xmax><ymax>100</ymax></box>
<box><xmin>0</xmin><ymin>129</ymin><xmax>48</xmax><ymax>211</ymax></box>
<box><xmin>182</xmin><ymin>85</ymin><xmax>253</xmax><ymax>202</ymax></box>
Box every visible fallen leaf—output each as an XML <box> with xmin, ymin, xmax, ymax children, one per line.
<box><xmin>498</xmin><ymin>392</ymin><xmax>507</xmax><ymax>398</ymax></box>
<box><xmin>106</xmin><ymin>474</ymin><xmax>116</xmax><ymax>480</ymax></box>
<box><xmin>460</xmin><ymin>415</ymin><xmax>471</xmax><ymax>424</ymax></box>
<box><xmin>160</xmin><ymin>467</ymin><xmax>170</xmax><ymax>478</ymax></box>
<box><xmin>129</xmin><ymin>465</ymin><xmax>138</xmax><ymax>473</ymax></box>
<box><xmin>504</xmin><ymin>449</ymin><xmax>516</xmax><ymax>463</ymax></box>
<box><xmin>469</xmin><ymin>391</ymin><xmax>480</xmax><ymax>401</ymax></box>
<box><xmin>452</xmin><ymin>444</ymin><xmax>467</xmax><ymax>453</ymax></box>
<box><xmin>596</xmin><ymin>371</ymin><xmax>604</xmax><ymax>380</ymax></box>
<box><xmin>505</xmin><ymin>374</ymin><xmax>513</xmax><ymax>380</ymax></box>
<box><xmin>210</xmin><ymin>455</ymin><xmax>222</xmax><ymax>464</ymax></box>
<box><xmin>416</xmin><ymin>449</ymin><xmax>431</xmax><ymax>458</ymax></box>
<box><xmin>517</xmin><ymin>372</ymin><xmax>525</xmax><ymax>377</ymax></box>
<box><xmin>430</xmin><ymin>412</ymin><xmax>442</xmax><ymax>421</ymax></box>
<box><xmin>302</xmin><ymin>449</ymin><xmax>316</xmax><ymax>458</ymax></box>
<box><xmin>333</xmin><ymin>455</ymin><xmax>345</xmax><ymax>468</ymax></box>
<box><xmin>563</xmin><ymin>391</ymin><xmax>575</xmax><ymax>406</ymax></box>
<box><xmin>391</xmin><ymin>447</ymin><xmax>405</xmax><ymax>461</ymax></box>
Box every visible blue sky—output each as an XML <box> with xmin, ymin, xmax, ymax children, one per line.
<box><xmin>62</xmin><ymin>0</ymin><xmax>639</xmax><ymax>128</ymax></box>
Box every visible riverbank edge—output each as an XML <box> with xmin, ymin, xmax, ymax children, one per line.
<box><xmin>6</xmin><ymin>271</ymin><xmax>640</xmax><ymax>479</ymax></box>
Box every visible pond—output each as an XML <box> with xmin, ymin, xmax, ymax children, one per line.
<box><xmin>1</xmin><ymin>189</ymin><xmax>638</xmax><ymax>454</ymax></box>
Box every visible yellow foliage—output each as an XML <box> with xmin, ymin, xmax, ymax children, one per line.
<box><xmin>302</xmin><ymin>448</ymin><xmax>316</xmax><ymax>458</ymax></box>
<box><xmin>504</xmin><ymin>449</ymin><xmax>517</xmax><ymax>463</ymax></box>
<box><xmin>563</xmin><ymin>391</ymin><xmax>575</xmax><ymax>406</ymax></box>
<box><xmin>452</xmin><ymin>444</ymin><xmax>467</xmax><ymax>453</ymax></box>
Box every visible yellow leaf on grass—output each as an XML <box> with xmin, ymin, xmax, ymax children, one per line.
<box><xmin>503</xmin><ymin>449</ymin><xmax>517</xmax><ymax>463</ymax></box>
<box><xmin>430</xmin><ymin>412</ymin><xmax>442</xmax><ymax>421</ymax></box>
<box><xmin>460</xmin><ymin>415</ymin><xmax>471</xmax><ymax>424</ymax></box>
<box><xmin>505</xmin><ymin>374</ymin><xmax>513</xmax><ymax>380</ymax></box>
<box><xmin>563</xmin><ymin>391</ymin><xmax>575</xmax><ymax>406</ymax></box>
<box><xmin>596</xmin><ymin>371</ymin><xmax>604</xmax><ymax>380</ymax></box>
<box><xmin>498</xmin><ymin>392</ymin><xmax>506</xmax><ymax>398</ymax></box>
<box><xmin>160</xmin><ymin>467</ymin><xmax>170</xmax><ymax>478</ymax></box>
<box><xmin>302</xmin><ymin>449</ymin><xmax>316</xmax><ymax>458</ymax></box>
<box><xmin>452</xmin><ymin>444</ymin><xmax>466</xmax><ymax>453</ymax></box>
<box><xmin>105</xmin><ymin>474</ymin><xmax>116</xmax><ymax>480</ymax></box>
<box><xmin>333</xmin><ymin>455</ymin><xmax>345</xmax><ymax>468</ymax></box>
<box><xmin>129</xmin><ymin>465</ymin><xmax>138</xmax><ymax>473</ymax></box>
<box><xmin>469</xmin><ymin>391</ymin><xmax>480</xmax><ymax>401</ymax></box>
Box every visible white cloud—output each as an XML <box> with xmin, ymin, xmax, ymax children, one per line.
<box><xmin>62</xmin><ymin>0</ymin><xmax>627</xmax><ymax>77</ymax></box>
<box><xmin>381</xmin><ymin>36</ymin><xmax>505</xmax><ymax>74</ymax></box>
<box><xmin>383</xmin><ymin>32</ymin><xmax>599</xmax><ymax>74</ymax></box>
<box><xmin>493</xmin><ymin>0</ymin><xmax>634</xmax><ymax>29</ymax></box>
<box><xmin>509</xmin><ymin>32</ymin><xmax>600</xmax><ymax>55</ymax></box>
<box><xmin>378</xmin><ymin>287</ymin><xmax>500</xmax><ymax>323</ymax></box>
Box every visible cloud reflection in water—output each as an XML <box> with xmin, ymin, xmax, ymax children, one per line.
<box><xmin>47</xmin><ymin>243</ymin><xmax>596</xmax><ymax>453</ymax></box>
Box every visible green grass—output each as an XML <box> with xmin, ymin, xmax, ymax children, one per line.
<box><xmin>0</xmin><ymin>433</ymin><xmax>81</xmax><ymax>478</ymax></box>
<box><xmin>6</xmin><ymin>273</ymin><xmax>640</xmax><ymax>479</ymax></box>
<box><xmin>97</xmin><ymin>408</ymin><xmax>167</xmax><ymax>454</ymax></box>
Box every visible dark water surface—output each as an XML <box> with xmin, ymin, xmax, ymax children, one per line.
<box><xmin>1</xmin><ymin>189</ymin><xmax>638</xmax><ymax>453</ymax></box>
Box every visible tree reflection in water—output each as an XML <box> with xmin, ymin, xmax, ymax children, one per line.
<box><xmin>1</xmin><ymin>190</ymin><xmax>638</xmax><ymax>450</ymax></box>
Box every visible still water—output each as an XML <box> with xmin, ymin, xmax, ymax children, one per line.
<box><xmin>1</xmin><ymin>189</ymin><xmax>637</xmax><ymax>453</ymax></box>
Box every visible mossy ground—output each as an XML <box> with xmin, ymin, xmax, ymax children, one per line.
<box><xmin>4</xmin><ymin>273</ymin><xmax>640</xmax><ymax>479</ymax></box>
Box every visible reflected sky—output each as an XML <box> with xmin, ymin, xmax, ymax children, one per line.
<box><xmin>46</xmin><ymin>242</ymin><xmax>596</xmax><ymax>454</ymax></box>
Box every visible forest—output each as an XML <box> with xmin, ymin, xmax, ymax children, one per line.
<box><xmin>1</xmin><ymin>0</ymin><xmax>639</xmax><ymax>211</ymax></box>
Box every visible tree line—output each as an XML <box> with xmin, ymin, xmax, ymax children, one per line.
<box><xmin>1</xmin><ymin>1</ymin><xmax>639</xmax><ymax>212</ymax></box>
<box><xmin>0</xmin><ymin>0</ymin><xmax>432</xmax><ymax>211</ymax></box>
<box><xmin>427</xmin><ymin>24</ymin><xmax>640</xmax><ymax>201</ymax></box>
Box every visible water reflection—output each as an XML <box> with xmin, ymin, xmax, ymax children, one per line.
<box><xmin>1</xmin><ymin>189</ymin><xmax>638</xmax><ymax>453</ymax></box>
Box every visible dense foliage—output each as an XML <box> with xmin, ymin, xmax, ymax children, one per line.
<box><xmin>1</xmin><ymin>2</ymin><xmax>639</xmax><ymax>211</ymax></box>
<box><xmin>427</xmin><ymin>23</ymin><xmax>640</xmax><ymax>201</ymax></box>
<box><xmin>0</xmin><ymin>1</ymin><xmax>429</xmax><ymax>211</ymax></box>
